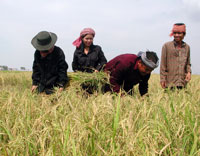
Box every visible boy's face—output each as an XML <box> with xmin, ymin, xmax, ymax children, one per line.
<box><xmin>40</xmin><ymin>47</ymin><xmax>54</xmax><ymax>57</ymax></box>
<box><xmin>173</xmin><ymin>32</ymin><xmax>185</xmax><ymax>43</ymax></box>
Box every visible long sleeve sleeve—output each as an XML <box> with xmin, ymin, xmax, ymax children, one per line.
<box><xmin>109</xmin><ymin>75</ymin><xmax>121</xmax><ymax>93</ymax></box>
<box><xmin>108</xmin><ymin>63</ymin><xmax>126</xmax><ymax>93</ymax></box>
<box><xmin>72</xmin><ymin>51</ymin><xmax>80</xmax><ymax>72</ymax></box>
<box><xmin>139</xmin><ymin>75</ymin><xmax>150</xmax><ymax>96</ymax></box>
<box><xmin>57</xmin><ymin>51</ymin><xmax>68</xmax><ymax>87</ymax></box>
<box><xmin>160</xmin><ymin>44</ymin><xmax>168</xmax><ymax>82</ymax></box>
<box><xmin>32</xmin><ymin>54</ymin><xmax>41</xmax><ymax>86</ymax></box>
<box><xmin>96</xmin><ymin>47</ymin><xmax>107</xmax><ymax>71</ymax></box>
<box><xmin>186</xmin><ymin>46</ymin><xmax>191</xmax><ymax>73</ymax></box>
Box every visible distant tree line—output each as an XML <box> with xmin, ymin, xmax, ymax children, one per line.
<box><xmin>0</xmin><ymin>65</ymin><xmax>28</xmax><ymax>71</ymax></box>
<box><xmin>0</xmin><ymin>65</ymin><xmax>8</xmax><ymax>70</ymax></box>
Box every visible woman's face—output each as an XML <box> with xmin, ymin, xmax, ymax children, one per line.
<box><xmin>82</xmin><ymin>34</ymin><xmax>94</xmax><ymax>47</ymax></box>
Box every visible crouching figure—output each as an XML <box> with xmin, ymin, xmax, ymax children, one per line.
<box><xmin>104</xmin><ymin>51</ymin><xmax>159</xmax><ymax>96</ymax></box>
<box><xmin>31</xmin><ymin>31</ymin><xmax>68</xmax><ymax>94</ymax></box>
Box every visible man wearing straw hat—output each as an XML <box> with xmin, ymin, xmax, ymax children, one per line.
<box><xmin>31</xmin><ymin>31</ymin><xmax>68</xmax><ymax>94</ymax></box>
<box><xmin>104</xmin><ymin>51</ymin><xmax>159</xmax><ymax>96</ymax></box>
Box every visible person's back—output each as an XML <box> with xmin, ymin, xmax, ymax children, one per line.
<box><xmin>105</xmin><ymin>54</ymin><xmax>137</xmax><ymax>71</ymax></box>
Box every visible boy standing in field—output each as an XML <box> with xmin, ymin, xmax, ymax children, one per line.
<box><xmin>160</xmin><ymin>23</ymin><xmax>191</xmax><ymax>89</ymax></box>
<box><xmin>31</xmin><ymin>31</ymin><xmax>68</xmax><ymax>94</ymax></box>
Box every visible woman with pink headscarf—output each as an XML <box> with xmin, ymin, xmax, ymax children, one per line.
<box><xmin>72</xmin><ymin>28</ymin><xmax>107</xmax><ymax>73</ymax></box>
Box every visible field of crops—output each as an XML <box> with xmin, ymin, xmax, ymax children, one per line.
<box><xmin>0</xmin><ymin>71</ymin><xmax>200</xmax><ymax>155</ymax></box>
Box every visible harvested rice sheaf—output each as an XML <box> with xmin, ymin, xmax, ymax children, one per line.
<box><xmin>68</xmin><ymin>72</ymin><xmax>110</xmax><ymax>94</ymax></box>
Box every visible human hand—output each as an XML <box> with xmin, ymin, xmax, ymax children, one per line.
<box><xmin>160</xmin><ymin>81</ymin><xmax>166</xmax><ymax>89</ymax></box>
<box><xmin>185</xmin><ymin>72</ymin><xmax>191</xmax><ymax>82</ymax></box>
<box><xmin>59</xmin><ymin>87</ymin><xmax>64</xmax><ymax>92</ymax></box>
<box><xmin>31</xmin><ymin>85</ymin><xmax>38</xmax><ymax>92</ymax></box>
<box><xmin>140</xmin><ymin>93</ymin><xmax>149</xmax><ymax>101</ymax></box>
<box><xmin>94</xmin><ymin>70</ymin><xmax>99</xmax><ymax>73</ymax></box>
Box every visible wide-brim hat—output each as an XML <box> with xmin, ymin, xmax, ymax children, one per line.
<box><xmin>31</xmin><ymin>31</ymin><xmax>57</xmax><ymax>51</ymax></box>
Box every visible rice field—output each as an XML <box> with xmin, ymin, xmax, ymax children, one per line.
<box><xmin>0</xmin><ymin>71</ymin><xmax>200</xmax><ymax>155</ymax></box>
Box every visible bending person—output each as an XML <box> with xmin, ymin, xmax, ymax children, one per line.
<box><xmin>104</xmin><ymin>51</ymin><xmax>159</xmax><ymax>96</ymax></box>
<box><xmin>31</xmin><ymin>31</ymin><xmax>68</xmax><ymax>94</ymax></box>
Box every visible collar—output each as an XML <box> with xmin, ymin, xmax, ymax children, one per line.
<box><xmin>173</xmin><ymin>40</ymin><xmax>186</xmax><ymax>48</ymax></box>
<box><xmin>77</xmin><ymin>45</ymin><xmax>95</xmax><ymax>55</ymax></box>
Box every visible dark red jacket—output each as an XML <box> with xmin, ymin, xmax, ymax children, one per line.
<box><xmin>104</xmin><ymin>54</ymin><xmax>150</xmax><ymax>96</ymax></box>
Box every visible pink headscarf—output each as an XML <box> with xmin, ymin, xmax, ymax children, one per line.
<box><xmin>170</xmin><ymin>24</ymin><xmax>186</xmax><ymax>37</ymax></box>
<box><xmin>73</xmin><ymin>28</ymin><xmax>95</xmax><ymax>48</ymax></box>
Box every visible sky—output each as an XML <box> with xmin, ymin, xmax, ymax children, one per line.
<box><xmin>0</xmin><ymin>0</ymin><xmax>200</xmax><ymax>74</ymax></box>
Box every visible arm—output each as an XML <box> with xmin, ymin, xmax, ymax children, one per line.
<box><xmin>57</xmin><ymin>51</ymin><xmax>69</xmax><ymax>88</ymax></box>
<box><xmin>109</xmin><ymin>74</ymin><xmax>122</xmax><ymax>93</ymax></box>
<box><xmin>31</xmin><ymin>54</ymin><xmax>41</xmax><ymax>92</ymax></box>
<box><xmin>96</xmin><ymin>47</ymin><xmax>107</xmax><ymax>71</ymax></box>
<box><xmin>160</xmin><ymin>44</ymin><xmax>167</xmax><ymax>88</ymax></box>
<box><xmin>72</xmin><ymin>50</ymin><xmax>81</xmax><ymax>72</ymax></box>
<box><xmin>32</xmin><ymin>54</ymin><xmax>41</xmax><ymax>86</ymax></box>
<box><xmin>139</xmin><ymin>75</ymin><xmax>150</xmax><ymax>96</ymax></box>
<box><xmin>185</xmin><ymin>45</ymin><xmax>191</xmax><ymax>82</ymax></box>
<box><xmin>107</xmin><ymin>62</ymin><xmax>125</xmax><ymax>93</ymax></box>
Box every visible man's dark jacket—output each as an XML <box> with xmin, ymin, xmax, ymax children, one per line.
<box><xmin>32</xmin><ymin>46</ymin><xmax>68</xmax><ymax>93</ymax></box>
<box><xmin>72</xmin><ymin>44</ymin><xmax>107</xmax><ymax>73</ymax></box>
<box><xmin>104</xmin><ymin>54</ymin><xmax>150</xmax><ymax>96</ymax></box>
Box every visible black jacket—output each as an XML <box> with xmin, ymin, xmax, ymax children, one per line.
<box><xmin>72</xmin><ymin>44</ymin><xmax>107</xmax><ymax>73</ymax></box>
<box><xmin>32</xmin><ymin>46</ymin><xmax>68</xmax><ymax>92</ymax></box>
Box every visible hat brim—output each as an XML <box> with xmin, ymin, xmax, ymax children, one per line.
<box><xmin>31</xmin><ymin>32</ymin><xmax>57</xmax><ymax>51</ymax></box>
